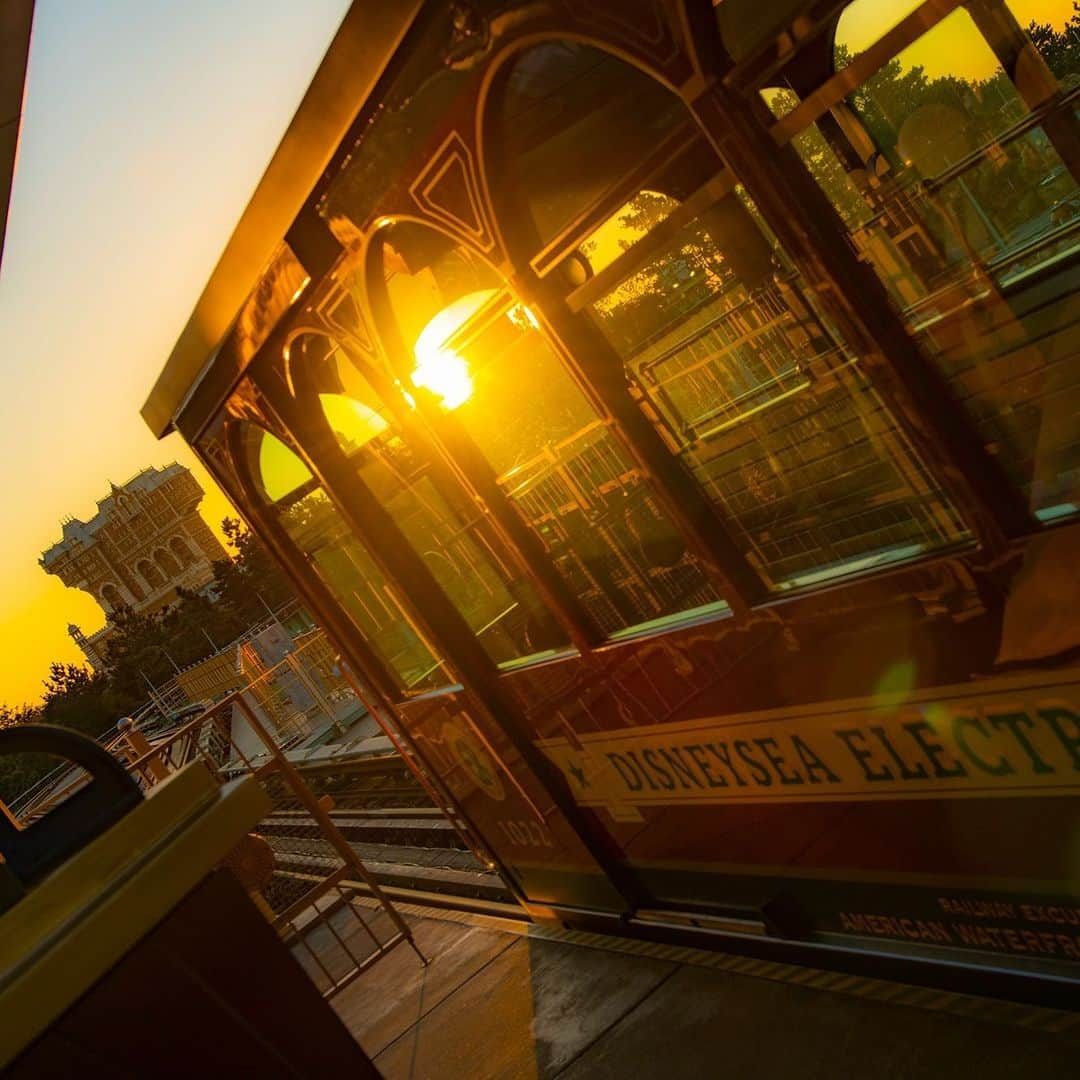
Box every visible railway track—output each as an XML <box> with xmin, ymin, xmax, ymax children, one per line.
<box><xmin>256</xmin><ymin>752</ymin><xmax>519</xmax><ymax>914</ymax></box>
<box><xmin>275</xmin><ymin>752</ymin><xmax>433</xmax><ymax>811</ymax></box>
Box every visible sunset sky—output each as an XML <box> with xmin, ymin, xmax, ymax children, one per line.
<box><xmin>0</xmin><ymin>0</ymin><xmax>349</xmax><ymax>706</ymax></box>
<box><xmin>837</xmin><ymin>0</ymin><xmax>1077</xmax><ymax>78</ymax></box>
<box><xmin>0</xmin><ymin>0</ymin><xmax>1074</xmax><ymax>708</ymax></box>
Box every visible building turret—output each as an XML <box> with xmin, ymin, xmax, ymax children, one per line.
<box><xmin>68</xmin><ymin>623</ymin><xmax>106</xmax><ymax>671</ymax></box>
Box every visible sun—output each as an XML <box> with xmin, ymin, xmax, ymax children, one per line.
<box><xmin>410</xmin><ymin>289</ymin><xmax>495</xmax><ymax>409</ymax></box>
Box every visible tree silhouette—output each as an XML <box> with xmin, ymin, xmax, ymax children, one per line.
<box><xmin>210</xmin><ymin>516</ymin><xmax>296</xmax><ymax>630</ymax></box>
<box><xmin>0</xmin><ymin>513</ymin><xmax>299</xmax><ymax>805</ymax></box>
<box><xmin>1026</xmin><ymin>4</ymin><xmax>1080</xmax><ymax>83</ymax></box>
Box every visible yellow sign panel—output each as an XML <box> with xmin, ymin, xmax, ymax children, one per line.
<box><xmin>537</xmin><ymin>671</ymin><xmax>1080</xmax><ymax>822</ymax></box>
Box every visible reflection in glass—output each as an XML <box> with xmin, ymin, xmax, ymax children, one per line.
<box><xmin>501</xmin><ymin>41</ymin><xmax>969</xmax><ymax>588</ymax></box>
<box><xmin>242</xmin><ymin>423</ymin><xmax>450</xmax><ymax>693</ymax></box>
<box><xmin>579</xmin><ymin>192</ymin><xmax>678</xmax><ymax>275</ymax></box>
<box><xmin>582</xmin><ymin>193</ymin><xmax>968</xmax><ymax>586</ymax></box>
<box><xmin>379</xmin><ymin>223</ymin><xmax>724</xmax><ymax>634</ymax></box>
<box><xmin>296</xmin><ymin>334</ymin><xmax>569</xmax><ymax>668</ymax></box>
<box><xmin>827</xmin><ymin>0</ymin><xmax>1080</xmax><ymax>521</ymax></box>
<box><xmin>501</xmin><ymin>42</ymin><xmax>686</xmax><ymax>247</ymax></box>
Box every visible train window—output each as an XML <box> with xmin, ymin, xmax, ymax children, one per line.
<box><xmin>256</xmin><ymin>424</ymin><xmax>312</xmax><ymax>503</ymax></box>
<box><xmin>579</xmin><ymin>190</ymin><xmax>680</xmax><ymax>276</ymax></box>
<box><xmin>815</xmin><ymin>0</ymin><xmax>1080</xmax><ymax>523</ymax></box>
<box><xmin>291</xmin><ymin>332</ymin><xmax>569</xmax><ymax>669</ymax></box>
<box><xmin>761</xmin><ymin>90</ymin><xmax>873</xmax><ymax>232</ymax></box>
<box><xmin>239</xmin><ymin>423</ymin><xmax>451</xmax><ymax>693</ymax></box>
<box><xmin>319</xmin><ymin>4</ymin><xmax>472</xmax><ymax>243</ymax></box>
<box><xmin>1020</xmin><ymin>2</ymin><xmax>1080</xmax><ymax>82</ymax></box>
<box><xmin>373</xmin><ymin>221</ymin><xmax>724</xmax><ymax>636</ymax></box>
<box><xmin>500</xmin><ymin>42</ymin><xmax>687</xmax><ymax>252</ymax></box>
<box><xmin>498</xmin><ymin>42</ymin><xmax>970</xmax><ymax>589</ymax></box>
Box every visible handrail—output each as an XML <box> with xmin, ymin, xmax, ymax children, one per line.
<box><xmin>923</xmin><ymin>87</ymin><xmax>1080</xmax><ymax>196</ymax></box>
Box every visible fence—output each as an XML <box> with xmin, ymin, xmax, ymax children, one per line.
<box><xmin>116</xmin><ymin>632</ymin><xmax>429</xmax><ymax>997</ymax></box>
<box><xmin>3</xmin><ymin>625</ymin><xmax>509</xmax><ymax>998</ymax></box>
<box><xmin>5</xmin><ymin>607</ymin><xmax>306</xmax><ymax>822</ymax></box>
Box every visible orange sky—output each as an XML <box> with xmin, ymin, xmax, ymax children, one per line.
<box><xmin>838</xmin><ymin>0</ymin><xmax>1078</xmax><ymax>80</ymax></box>
<box><xmin>0</xmin><ymin>1</ymin><xmax>350</xmax><ymax>707</ymax></box>
<box><xmin>0</xmin><ymin>1</ymin><xmax>1074</xmax><ymax>709</ymax></box>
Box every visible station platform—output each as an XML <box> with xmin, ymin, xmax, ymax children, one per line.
<box><xmin>292</xmin><ymin>900</ymin><xmax>1079</xmax><ymax>1079</ymax></box>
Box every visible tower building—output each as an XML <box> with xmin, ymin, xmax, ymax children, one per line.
<box><xmin>40</xmin><ymin>464</ymin><xmax>228</xmax><ymax>669</ymax></box>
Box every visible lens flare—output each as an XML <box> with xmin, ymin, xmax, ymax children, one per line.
<box><xmin>411</xmin><ymin>289</ymin><xmax>495</xmax><ymax>409</ymax></box>
<box><xmin>411</xmin><ymin>343</ymin><xmax>473</xmax><ymax>410</ymax></box>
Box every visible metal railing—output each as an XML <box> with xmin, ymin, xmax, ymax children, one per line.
<box><xmin>4</xmin><ymin>605</ymin><xmax>308</xmax><ymax>823</ymax></box>
<box><xmin>117</xmin><ymin>633</ymin><xmax>428</xmax><ymax>997</ymax></box>
<box><xmin>3</xmin><ymin>630</ymin><xmax>524</xmax><ymax>998</ymax></box>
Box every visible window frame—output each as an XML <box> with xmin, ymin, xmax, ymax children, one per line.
<box><xmin>220</xmin><ymin>397</ymin><xmax>455</xmax><ymax>702</ymax></box>
<box><xmin>762</xmin><ymin>0</ymin><xmax>1080</xmax><ymax>533</ymax></box>
<box><xmin>283</xmin><ymin>325</ymin><xmax>579</xmax><ymax>673</ymax></box>
<box><xmin>361</xmin><ymin>218</ymin><xmax>747</xmax><ymax>635</ymax></box>
<box><xmin>481</xmin><ymin>33</ymin><xmax>980</xmax><ymax>593</ymax></box>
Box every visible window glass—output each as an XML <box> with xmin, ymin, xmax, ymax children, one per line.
<box><xmin>502</xmin><ymin>42</ymin><xmax>970</xmax><ymax>589</ymax></box>
<box><xmin>827</xmin><ymin>0</ymin><xmax>1080</xmax><ymax>521</ymax></box>
<box><xmin>240</xmin><ymin>423</ymin><xmax>450</xmax><ymax>693</ymax></box>
<box><xmin>292</xmin><ymin>333</ymin><xmax>568</xmax><ymax>669</ymax></box>
<box><xmin>377</xmin><ymin>222</ymin><xmax>724</xmax><ymax>635</ymax></box>
<box><xmin>501</xmin><ymin>42</ymin><xmax>687</xmax><ymax>248</ymax></box>
<box><xmin>579</xmin><ymin>191</ymin><xmax>679</xmax><ymax>276</ymax></box>
<box><xmin>1017</xmin><ymin>1</ymin><xmax>1080</xmax><ymax>85</ymax></box>
<box><xmin>258</xmin><ymin>429</ymin><xmax>313</xmax><ymax>503</ymax></box>
<box><xmin>762</xmin><ymin>89</ymin><xmax>873</xmax><ymax>230</ymax></box>
<box><xmin>319</xmin><ymin>5</ymin><xmax>472</xmax><ymax>241</ymax></box>
<box><xmin>832</xmin><ymin>0</ymin><xmax>929</xmax><ymax>60</ymax></box>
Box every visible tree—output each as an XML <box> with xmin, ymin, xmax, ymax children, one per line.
<box><xmin>828</xmin><ymin>34</ymin><xmax>1073</xmax><ymax>252</ymax></box>
<box><xmin>586</xmin><ymin>189</ymin><xmax>736</xmax><ymax>356</ymax></box>
<box><xmin>38</xmin><ymin>663</ymin><xmax>119</xmax><ymax>740</ymax></box>
<box><xmin>0</xmin><ymin>511</ymin><xmax>299</xmax><ymax>803</ymax></box>
<box><xmin>767</xmin><ymin>87</ymin><xmax>871</xmax><ymax>229</ymax></box>
<box><xmin>0</xmin><ymin>703</ymin><xmax>37</xmax><ymax>731</ymax></box>
<box><xmin>0</xmin><ymin>702</ymin><xmax>49</xmax><ymax>806</ymax></box>
<box><xmin>41</xmin><ymin>663</ymin><xmax>96</xmax><ymax>700</ymax></box>
<box><xmin>1027</xmin><ymin>5</ymin><xmax>1080</xmax><ymax>84</ymax></box>
<box><xmin>210</xmin><ymin>516</ymin><xmax>296</xmax><ymax>628</ymax></box>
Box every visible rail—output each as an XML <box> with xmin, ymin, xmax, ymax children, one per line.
<box><xmin>5</xmin><ymin>601</ymin><xmax>308</xmax><ymax>822</ymax></box>
<box><xmin>117</xmin><ymin>641</ymin><xmax>428</xmax><ymax>998</ymax></box>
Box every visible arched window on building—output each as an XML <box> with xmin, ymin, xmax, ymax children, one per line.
<box><xmin>137</xmin><ymin>558</ymin><xmax>164</xmax><ymax>590</ymax></box>
<box><xmin>100</xmin><ymin>582</ymin><xmax>123</xmax><ymax>613</ymax></box>
<box><xmin>154</xmin><ymin>547</ymin><xmax>180</xmax><ymax>579</ymax></box>
<box><xmin>169</xmin><ymin>535</ymin><xmax>195</xmax><ymax>568</ymax></box>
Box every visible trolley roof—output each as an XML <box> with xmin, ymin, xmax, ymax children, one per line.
<box><xmin>0</xmin><ymin>0</ymin><xmax>35</xmax><ymax>272</ymax></box>
<box><xmin>141</xmin><ymin>0</ymin><xmax>811</xmax><ymax>438</ymax></box>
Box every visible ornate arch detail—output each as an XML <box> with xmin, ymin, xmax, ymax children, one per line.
<box><xmin>169</xmin><ymin>534</ymin><xmax>195</xmax><ymax>568</ymax></box>
<box><xmin>474</xmin><ymin>22</ymin><xmax>701</xmax><ymax>267</ymax></box>
<box><xmin>136</xmin><ymin>558</ymin><xmax>164</xmax><ymax>590</ymax></box>
<box><xmin>100</xmin><ymin>581</ymin><xmax>123</xmax><ymax>613</ymax></box>
<box><xmin>305</xmin><ymin>277</ymin><xmax>377</xmax><ymax>362</ymax></box>
<box><xmin>407</xmin><ymin>131</ymin><xmax>497</xmax><ymax>254</ymax></box>
<box><xmin>153</xmin><ymin>547</ymin><xmax>180</xmax><ymax>579</ymax></box>
<box><xmin>560</xmin><ymin>0</ymin><xmax>687</xmax><ymax>75</ymax></box>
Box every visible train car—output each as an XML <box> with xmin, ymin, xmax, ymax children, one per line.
<box><xmin>145</xmin><ymin>0</ymin><xmax>1080</xmax><ymax>999</ymax></box>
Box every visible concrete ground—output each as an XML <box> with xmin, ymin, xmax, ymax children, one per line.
<box><xmin>299</xmin><ymin>903</ymin><xmax>1080</xmax><ymax>1080</ymax></box>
